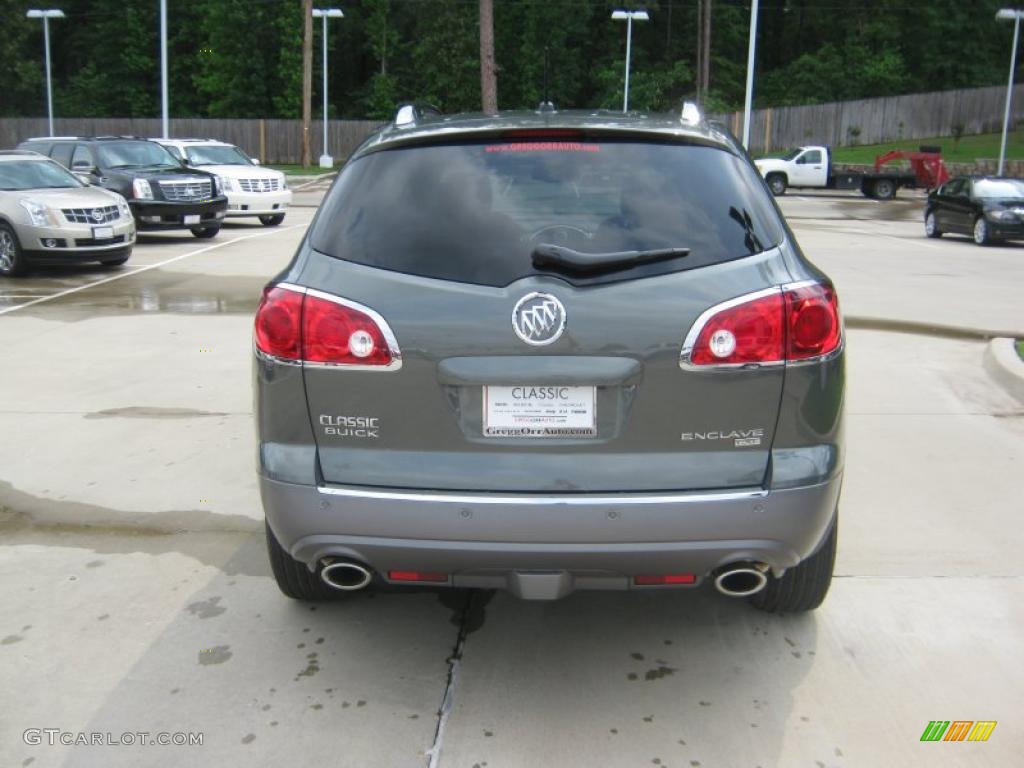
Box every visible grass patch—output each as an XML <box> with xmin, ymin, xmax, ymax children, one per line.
<box><xmin>1016</xmin><ymin>339</ymin><xmax>1024</xmax><ymax>361</ymax></box>
<box><xmin>830</xmin><ymin>132</ymin><xmax>1024</xmax><ymax>164</ymax></box>
<box><xmin>266</xmin><ymin>164</ymin><xmax>339</xmax><ymax>176</ymax></box>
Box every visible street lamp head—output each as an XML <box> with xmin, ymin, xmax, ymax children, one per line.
<box><xmin>997</xmin><ymin>8</ymin><xmax>1024</xmax><ymax>21</ymax></box>
<box><xmin>312</xmin><ymin>8</ymin><xmax>344</xmax><ymax>18</ymax></box>
<box><xmin>611</xmin><ymin>10</ymin><xmax>649</xmax><ymax>22</ymax></box>
<box><xmin>26</xmin><ymin>9</ymin><xmax>65</xmax><ymax>19</ymax></box>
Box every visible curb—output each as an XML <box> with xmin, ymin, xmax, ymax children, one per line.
<box><xmin>983</xmin><ymin>337</ymin><xmax>1024</xmax><ymax>404</ymax></box>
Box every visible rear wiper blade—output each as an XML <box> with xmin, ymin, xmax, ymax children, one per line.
<box><xmin>531</xmin><ymin>243</ymin><xmax>690</xmax><ymax>274</ymax></box>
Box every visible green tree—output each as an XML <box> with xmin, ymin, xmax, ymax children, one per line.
<box><xmin>0</xmin><ymin>0</ymin><xmax>45</xmax><ymax>116</ymax></box>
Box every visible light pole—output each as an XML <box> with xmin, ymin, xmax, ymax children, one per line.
<box><xmin>160</xmin><ymin>0</ymin><xmax>169</xmax><ymax>138</ymax></box>
<box><xmin>26</xmin><ymin>9</ymin><xmax>65</xmax><ymax>137</ymax></box>
<box><xmin>312</xmin><ymin>8</ymin><xmax>344</xmax><ymax>168</ymax></box>
<box><xmin>997</xmin><ymin>8</ymin><xmax>1024</xmax><ymax>175</ymax></box>
<box><xmin>742</xmin><ymin>0</ymin><xmax>760</xmax><ymax>150</ymax></box>
<box><xmin>611</xmin><ymin>9</ymin><xmax>649</xmax><ymax>113</ymax></box>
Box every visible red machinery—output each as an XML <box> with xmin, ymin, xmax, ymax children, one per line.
<box><xmin>874</xmin><ymin>149</ymin><xmax>950</xmax><ymax>189</ymax></box>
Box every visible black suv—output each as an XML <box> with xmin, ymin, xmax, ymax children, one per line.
<box><xmin>17</xmin><ymin>137</ymin><xmax>228</xmax><ymax>238</ymax></box>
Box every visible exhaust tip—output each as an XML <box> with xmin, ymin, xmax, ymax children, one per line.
<box><xmin>713</xmin><ymin>564</ymin><xmax>769</xmax><ymax>597</ymax></box>
<box><xmin>320</xmin><ymin>560</ymin><xmax>373</xmax><ymax>591</ymax></box>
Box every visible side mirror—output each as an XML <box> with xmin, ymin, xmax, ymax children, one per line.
<box><xmin>73</xmin><ymin>172</ymin><xmax>93</xmax><ymax>185</ymax></box>
<box><xmin>251</xmin><ymin>158</ymin><xmax>261</xmax><ymax>166</ymax></box>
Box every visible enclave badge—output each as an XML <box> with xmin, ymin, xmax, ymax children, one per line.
<box><xmin>512</xmin><ymin>292</ymin><xmax>566</xmax><ymax>346</ymax></box>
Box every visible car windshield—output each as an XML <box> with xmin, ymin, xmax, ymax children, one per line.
<box><xmin>310</xmin><ymin>139</ymin><xmax>785</xmax><ymax>287</ymax></box>
<box><xmin>973</xmin><ymin>178</ymin><xmax>1024</xmax><ymax>199</ymax></box>
<box><xmin>95</xmin><ymin>141</ymin><xmax>180</xmax><ymax>170</ymax></box>
<box><xmin>0</xmin><ymin>159</ymin><xmax>83</xmax><ymax>191</ymax></box>
<box><xmin>185</xmin><ymin>145</ymin><xmax>252</xmax><ymax>166</ymax></box>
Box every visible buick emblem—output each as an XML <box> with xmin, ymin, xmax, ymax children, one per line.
<box><xmin>512</xmin><ymin>292</ymin><xmax>566</xmax><ymax>346</ymax></box>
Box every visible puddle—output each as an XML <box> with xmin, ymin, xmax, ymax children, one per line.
<box><xmin>7</xmin><ymin>272</ymin><xmax>268</xmax><ymax>320</ymax></box>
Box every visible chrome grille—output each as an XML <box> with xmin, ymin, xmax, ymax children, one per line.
<box><xmin>238</xmin><ymin>177</ymin><xmax>281</xmax><ymax>193</ymax></box>
<box><xmin>159</xmin><ymin>178</ymin><xmax>212</xmax><ymax>201</ymax></box>
<box><xmin>62</xmin><ymin>205</ymin><xmax>120</xmax><ymax>224</ymax></box>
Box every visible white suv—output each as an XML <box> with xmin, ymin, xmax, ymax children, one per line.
<box><xmin>155</xmin><ymin>139</ymin><xmax>291</xmax><ymax>226</ymax></box>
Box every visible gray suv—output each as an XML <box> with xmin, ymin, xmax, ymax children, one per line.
<box><xmin>255</xmin><ymin>103</ymin><xmax>844</xmax><ymax>612</ymax></box>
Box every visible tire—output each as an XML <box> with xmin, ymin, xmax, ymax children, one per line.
<box><xmin>973</xmin><ymin>217</ymin><xmax>991</xmax><ymax>246</ymax></box>
<box><xmin>265</xmin><ymin>521</ymin><xmax>342</xmax><ymax>601</ymax></box>
<box><xmin>259</xmin><ymin>214</ymin><xmax>285</xmax><ymax>226</ymax></box>
<box><xmin>766</xmin><ymin>174</ymin><xmax>787</xmax><ymax>196</ymax></box>
<box><xmin>749</xmin><ymin>517</ymin><xmax>837</xmax><ymax>613</ymax></box>
<box><xmin>190</xmin><ymin>225</ymin><xmax>220</xmax><ymax>239</ymax></box>
<box><xmin>872</xmin><ymin>178</ymin><xmax>896</xmax><ymax>200</ymax></box>
<box><xmin>0</xmin><ymin>222</ymin><xmax>29</xmax><ymax>277</ymax></box>
<box><xmin>924</xmin><ymin>211</ymin><xmax>942</xmax><ymax>238</ymax></box>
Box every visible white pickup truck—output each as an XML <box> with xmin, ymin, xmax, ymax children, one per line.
<box><xmin>754</xmin><ymin>145</ymin><xmax>925</xmax><ymax>200</ymax></box>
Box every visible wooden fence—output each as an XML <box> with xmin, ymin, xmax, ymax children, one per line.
<box><xmin>3</xmin><ymin>83</ymin><xmax>1023</xmax><ymax>161</ymax></box>
<box><xmin>711</xmin><ymin>84</ymin><xmax>1024</xmax><ymax>154</ymax></box>
<box><xmin>0</xmin><ymin>118</ymin><xmax>383</xmax><ymax>165</ymax></box>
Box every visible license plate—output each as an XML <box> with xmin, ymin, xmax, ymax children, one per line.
<box><xmin>92</xmin><ymin>226</ymin><xmax>114</xmax><ymax>239</ymax></box>
<box><xmin>183</xmin><ymin>214</ymin><xmax>200</xmax><ymax>225</ymax></box>
<box><xmin>483</xmin><ymin>385</ymin><xmax>596</xmax><ymax>438</ymax></box>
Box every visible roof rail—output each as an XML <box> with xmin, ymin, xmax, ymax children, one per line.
<box><xmin>26</xmin><ymin>136</ymin><xmax>82</xmax><ymax>141</ymax></box>
<box><xmin>679</xmin><ymin>100</ymin><xmax>703</xmax><ymax>127</ymax></box>
<box><xmin>392</xmin><ymin>103</ymin><xmax>442</xmax><ymax>128</ymax></box>
<box><xmin>0</xmin><ymin>149</ymin><xmax>46</xmax><ymax>156</ymax></box>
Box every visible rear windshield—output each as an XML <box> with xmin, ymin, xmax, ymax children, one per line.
<box><xmin>310</xmin><ymin>140</ymin><xmax>784</xmax><ymax>287</ymax></box>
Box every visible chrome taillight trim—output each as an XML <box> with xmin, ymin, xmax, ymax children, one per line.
<box><xmin>678</xmin><ymin>281</ymin><xmax>843</xmax><ymax>371</ymax></box>
<box><xmin>260</xmin><ymin>282</ymin><xmax>403</xmax><ymax>372</ymax></box>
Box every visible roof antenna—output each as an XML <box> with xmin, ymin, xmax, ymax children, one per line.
<box><xmin>538</xmin><ymin>46</ymin><xmax>555</xmax><ymax>112</ymax></box>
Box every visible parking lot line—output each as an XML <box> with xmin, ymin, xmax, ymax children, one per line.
<box><xmin>0</xmin><ymin>225</ymin><xmax>305</xmax><ymax>317</ymax></box>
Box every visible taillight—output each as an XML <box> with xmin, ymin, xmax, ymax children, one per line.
<box><xmin>785</xmin><ymin>283</ymin><xmax>841</xmax><ymax>361</ymax></box>
<box><xmin>303</xmin><ymin>290</ymin><xmax>393</xmax><ymax>366</ymax></box>
<box><xmin>254</xmin><ymin>284</ymin><xmax>400</xmax><ymax>369</ymax></box>
<box><xmin>688</xmin><ymin>290</ymin><xmax>785</xmax><ymax>367</ymax></box>
<box><xmin>682</xmin><ymin>282</ymin><xmax>841</xmax><ymax>368</ymax></box>
<box><xmin>254</xmin><ymin>286</ymin><xmax>303</xmax><ymax>361</ymax></box>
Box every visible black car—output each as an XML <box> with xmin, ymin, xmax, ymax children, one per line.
<box><xmin>17</xmin><ymin>137</ymin><xmax>228</xmax><ymax>238</ymax></box>
<box><xmin>924</xmin><ymin>176</ymin><xmax>1024</xmax><ymax>246</ymax></box>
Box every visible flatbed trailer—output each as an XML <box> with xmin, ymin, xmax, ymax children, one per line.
<box><xmin>754</xmin><ymin>145</ymin><xmax>950</xmax><ymax>199</ymax></box>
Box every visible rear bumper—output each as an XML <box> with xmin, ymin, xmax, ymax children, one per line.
<box><xmin>261</xmin><ymin>473</ymin><xmax>841</xmax><ymax>595</ymax></box>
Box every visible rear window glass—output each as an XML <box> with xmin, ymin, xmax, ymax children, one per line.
<box><xmin>310</xmin><ymin>140</ymin><xmax>784</xmax><ymax>287</ymax></box>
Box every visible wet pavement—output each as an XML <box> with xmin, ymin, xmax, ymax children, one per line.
<box><xmin>1</xmin><ymin>192</ymin><xmax>1022</xmax><ymax>767</ymax></box>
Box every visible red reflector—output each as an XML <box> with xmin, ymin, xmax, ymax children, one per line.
<box><xmin>689</xmin><ymin>291</ymin><xmax>785</xmax><ymax>366</ymax></box>
<box><xmin>254</xmin><ymin>286</ymin><xmax>303</xmax><ymax>360</ymax></box>
<box><xmin>388</xmin><ymin>571</ymin><xmax>448</xmax><ymax>583</ymax></box>
<box><xmin>785</xmin><ymin>283</ymin><xmax>841</xmax><ymax>360</ymax></box>
<box><xmin>634</xmin><ymin>574</ymin><xmax>696</xmax><ymax>586</ymax></box>
<box><xmin>302</xmin><ymin>293</ymin><xmax>392</xmax><ymax>366</ymax></box>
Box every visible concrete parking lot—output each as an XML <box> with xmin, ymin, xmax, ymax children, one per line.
<box><xmin>1</xmin><ymin>188</ymin><xmax>1021</xmax><ymax>768</ymax></box>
